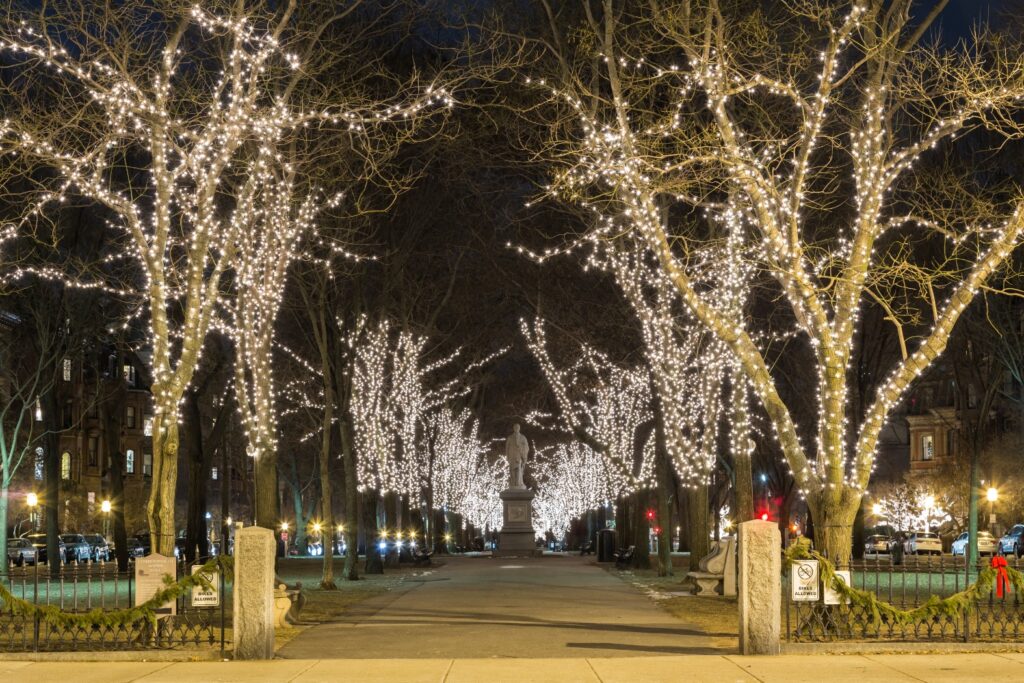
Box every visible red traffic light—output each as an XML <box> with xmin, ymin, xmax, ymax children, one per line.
<box><xmin>645</xmin><ymin>509</ymin><xmax>656</xmax><ymax>521</ymax></box>
<box><xmin>760</xmin><ymin>512</ymin><xmax>769</xmax><ymax>521</ymax></box>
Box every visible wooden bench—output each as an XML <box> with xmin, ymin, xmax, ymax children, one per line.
<box><xmin>412</xmin><ymin>548</ymin><xmax>434</xmax><ymax>566</ymax></box>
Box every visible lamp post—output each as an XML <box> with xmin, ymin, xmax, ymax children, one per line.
<box><xmin>27</xmin><ymin>492</ymin><xmax>38</xmax><ymax>530</ymax></box>
<box><xmin>101</xmin><ymin>499</ymin><xmax>111</xmax><ymax>538</ymax></box>
<box><xmin>987</xmin><ymin>487</ymin><xmax>998</xmax><ymax>535</ymax></box>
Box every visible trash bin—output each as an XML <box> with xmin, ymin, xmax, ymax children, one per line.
<box><xmin>597</xmin><ymin>528</ymin><xmax>617</xmax><ymax>562</ymax></box>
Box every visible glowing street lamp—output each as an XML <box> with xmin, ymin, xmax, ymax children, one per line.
<box><xmin>987</xmin><ymin>487</ymin><xmax>999</xmax><ymax>534</ymax></box>
<box><xmin>26</xmin><ymin>492</ymin><xmax>38</xmax><ymax>530</ymax></box>
<box><xmin>101</xmin><ymin>499</ymin><xmax>111</xmax><ymax>538</ymax></box>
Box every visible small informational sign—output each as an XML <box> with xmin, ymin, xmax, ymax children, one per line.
<box><xmin>791</xmin><ymin>559</ymin><xmax>820</xmax><ymax>602</ymax></box>
<box><xmin>190</xmin><ymin>565</ymin><xmax>220</xmax><ymax>608</ymax></box>
<box><xmin>135</xmin><ymin>553</ymin><xmax>177</xmax><ymax>616</ymax></box>
<box><xmin>823</xmin><ymin>570</ymin><xmax>852</xmax><ymax>605</ymax></box>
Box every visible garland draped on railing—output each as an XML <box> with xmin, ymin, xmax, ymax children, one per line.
<box><xmin>785</xmin><ymin>538</ymin><xmax>1024</xmax><ymax>625</ymax></box>
<box><xmin>0</xmin><ymin>555</ymin><xmax>233</xmax><ymax>629</ymax></box>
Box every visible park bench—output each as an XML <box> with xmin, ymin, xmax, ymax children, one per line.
<box><xmin>579</xmin><ymin>540</ymin><xmax>595</xmax><ymax>556</ymax></box>
<box><xmin>614</xmin><ymin>545</ymin><xmax>636</xmax><ymax>569</ymax></box>
<box><xmin>687</xmin><ymin>536</ymin><xmax>736</xmax><ymax>596</ymax></box>
<box><xmin>273</xmin><ymin>580</ymin><xmax>306</xmax><ymax>627</ymax></box>
<box><xmin>412</xmin><ymin>548</ymin><xmax>434</xmax><ymax>566</ymax></box>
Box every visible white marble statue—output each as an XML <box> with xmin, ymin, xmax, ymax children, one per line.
<box><xmin>505</xmin><ymin>423</ymin><xmax>529</xmax><ymax>489</ymax></box>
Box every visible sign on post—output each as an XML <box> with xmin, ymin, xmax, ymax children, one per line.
<box><xmin>191</xmin><ymin>565</ymin><xmax>220</xmax><ymax>608</ymax></box>
<box><xmin>791</xmin><ymin>559</ymin><xmax>820</xmax><ymax>602</ymax></box>
<box><xmin>823</xmin><ymin>570</ymin><xmax>852</xmax><ymax>605</ymax></box>
<box><xmin>135</xmin><ymin>553</ymin><xmax>177</xmax><ymax>616</ymax></box>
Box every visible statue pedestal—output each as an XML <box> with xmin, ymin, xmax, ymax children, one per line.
<box><xmin>495</xmin><ymin>488</ymin><xmax>537</xmax><ymax>557</ymax></box>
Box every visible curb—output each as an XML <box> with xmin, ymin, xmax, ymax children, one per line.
<box><xmin>0</xmin><ymin>650</ymin><xmax>224</xmax><ymax>662</ymax></box>
<box><xmin>781</xmin><ymin>641</ymin><xmax>1024</xmax><ymax>655</ymax></box>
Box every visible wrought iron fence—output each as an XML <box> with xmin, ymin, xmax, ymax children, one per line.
<box><xmin>785</xmin><ymin>553</ymin><xmax>1024</xmax><ymax>642</ymax></box>
<box><xmin>0</xmin><ymin>558</ymin><xmax>229</xmax><ymax>652</ymax></box>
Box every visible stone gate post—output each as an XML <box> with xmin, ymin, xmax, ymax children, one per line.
<box><xmin>233</xmin><ymin>526</ymin><xmax>276</xmax><ymax>659</ymax></box>
<box><xmin>738</xmin><ymin>519</ymin><xmax>781</xmax><ymax>655</ymax></box>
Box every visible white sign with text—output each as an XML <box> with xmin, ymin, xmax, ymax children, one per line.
<box><xmin>791</xmin><ymin>559</ymin><xmax>820</xmax><ymax>602</ymax></box>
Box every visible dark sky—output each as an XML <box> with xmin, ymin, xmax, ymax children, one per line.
<box><xmin>934</xmin><ymin>0</ymin><xmax>1016</xmax><ymax>37</ymax></box>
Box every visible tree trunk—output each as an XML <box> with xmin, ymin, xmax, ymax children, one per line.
<box><xmin>0</xmin><ymin>479</ymin><xmax>9</xmax><ymax>578</ymax></box>
<box><xmin>147</xmin><ymin>413</ymin><xmax>181</xmax><ymax>556</ymax></box>
<box><xmin>808</xmin><ymin>494</ymin><xmax>859</xmax><ymax>565</ymax></box>
<box><xmin>687</xmin><ymin>485</ymin><xmax>709</xmax><ymax>572</ymax></box>
<box><xmin>967</xmin><ymin>443</ymin><xmax>981</xmax><ymax>567</ymax></box>
<box><xmin>100</xmin><ymin>384</ymin><xmax>129</xmax><ymax>571</ymax></box>
<box><xmin>731</xmin><ymin>372</ymin><xmax>755</xmax><ymax>524</ymax></box>
<box><xmin>41</xmin><ymin>387</ymin><xmax>61</xmax><ymax>576</ymax></box>
<box><xmin>318</xmin><ymin>429</ymin><xmax>336</xmax><ymax>589</ymax></box>
<box><xmin>183</xmin><ymin>391</ymin><xmax>207</xmax><ymax>563</ymax></box>
<box><xmin>340</xmin><ymin>418</ymin><xmax>359</xmax><ymax>580</ymax></box>
<box><xmin>363</xmin><ymin>489</ymin><xmax>383</xmax><ymax>574</ymax></box>
<box><xmin>253</xmin><ymin>441</ymin><xmax>279</xmax><ymax>534</ymax></box>
<box><xmin>656</xmin><ymin>454</ymin><xmax>673</xmax><ymax>577</ymax></box>
<box><xmin>631</xmin><ymin>491</ymin><xmax>651</xmax><ymax>570</ymax></box>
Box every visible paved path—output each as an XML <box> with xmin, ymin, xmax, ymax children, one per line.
<box><xmin>5</xmin><ymin>654</ymin><xmax>1024</xmax><ymax>682</ymax></box>
<box><xmin>277</xmin><ymin>554</ymin><xmax>728</xmax><ymax>659</ymax></box>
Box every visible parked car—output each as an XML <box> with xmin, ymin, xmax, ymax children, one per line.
<box><xmin>83</xmin><ymin>534</ymin><xmax>111</xmax><ymax>562</ymax></box>
<box><xmin>124</xmin><ymin>536</ymin><xmax>145</xmax><ymax>558</ymax></box>
<box><xmin>951</xmin><ymin>531</ymin><xmax>998</xmax><ymax>556</ymax></box>
<box><xmin>22</xmin><ymin>533</ymin><xmax>66</xmax><ymax>565</ymax></box>
<box><xmin>134</xmin><ymin>533</ymin><xmax>152</xmax><ymax>556</ymax></box>
<box><xmin>6</xmin><ymin>538</ymin><xmax>36</xmax><ymax>566</ymax></box>
<box><xmin>864</xmin><ymin>534</ymin><xmax>891</xmax><ymax>555</ymax></box>
<box><xmin>60</xmin><ymin>534</ymin><xmax>92</xmax><ymax>563</ymax></box>
<box><xmin>904</xmin><ymin>530</ymin><xmax>943</xmax><ymax>556</ymax></box>
<box><xmin>999</xmin><ymin>524</ymin><xmax>1024</xmax><ymax>557</ymax></box>
<box><xmin>307</xmin><ymin>540</ymin><xmax>324</xmax><ymax>557</ymax></box>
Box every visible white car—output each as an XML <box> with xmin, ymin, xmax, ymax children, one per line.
<box><xmin>951</xmin><ymin>531</ymin><xmax>998</xmax><ymax>556</ymax></box>
<box><xmin>904</xmin><ymin>531</ymin><xmax>942</xmax><ymax>556</ymax></box>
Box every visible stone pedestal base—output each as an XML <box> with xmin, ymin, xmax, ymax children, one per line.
<box><xmin>495</xmin><ymin>487</ymin><xmax>538</xmax><ymax>557</ymax></box>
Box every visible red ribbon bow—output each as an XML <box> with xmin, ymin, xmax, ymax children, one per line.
<box><xmin>992</xmin><ymin>556</ymin><xmax>1010</xmax><ymax>598</ymax></box>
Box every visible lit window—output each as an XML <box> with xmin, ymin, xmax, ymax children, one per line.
<box><xmin>922</xmin><ymin>434</ymin><xmax>934</xmax><ymax>461</ymax></box>
<box><xmin>126</xmin><ymin>405</ymin><xmax>136</xmax><ymax>429</ymax></box>
<box><xmin>125</xmin><ymin>449</ymin><xmax>135</xmax><ymax>474</ymax></box>
<box><xmin>142</xmin><ymin>451</ymin><xmax>152</xmax><ymax>477</ymax></box>
<box><xmin>62</xmin><ymin>358</ymin><xmax>71</xmax><ymax>382</ymax></box>
<box><xmin>34</xmin><ymin>447</ymin><xmax>44</xmax><ymax>481</ymax></box>
<box><xmin>143</xmin><ymin>415</ymin><xmax>153</xmax><ymax>437</ymax></box>
<box><xmin>60</xmin><ymin>452</ymin><xmax>71</xmax><ymax>481</ymax></box>
<box><xmin>123</xmin><ymin>364</ymin><xmax>136</xmax><ymax>386</ymax></box>
<box><xmin>211</xmin><ymin>467</ymin><xmax>218</xmax><ymax>481</ymax></box>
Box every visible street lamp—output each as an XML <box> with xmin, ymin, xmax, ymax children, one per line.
<box><xmin>26</xmin><ymin>492</ymin><xmax>38</xmax><ymax>531</ymax></box>
<box><xmin>987</xmin><ymin>487</ymin><xmax>999</xmax><ymax>534</ymax></box>
<box><xmin>101</xmin><ymin>499</ymin><xmax>111</xmax><ymax>538</ymax></box>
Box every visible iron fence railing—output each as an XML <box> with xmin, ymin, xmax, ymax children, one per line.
<box><xmin>0</xmin><ymin>558</ymin><xmax>228</xmax><ymax>652</ymax></box>
<box><xmin>785</xmin><ymin>553</ymin><xmax>1024</xmax><ymax>642</ymax></box>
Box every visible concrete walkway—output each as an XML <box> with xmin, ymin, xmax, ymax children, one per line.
<box><xmin>278</xmin><ymin>554</ymin><xmax>726</xmax><ymax>658</ymax></box>
<box><xmin>4</xmin><ymin>654</ymin><xmax>1024</xmax><ymax>682</ymax></box>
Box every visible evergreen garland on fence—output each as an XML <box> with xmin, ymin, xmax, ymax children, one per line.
<box><xmin>0</xmin><ymin>555</ymin><xmax>233</xmax><ymax>630</ymax></box>
<box><xmin>785</xmin><ymin>538</ymin><xmax>1024</xmax><ymax>625</ymax></box>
